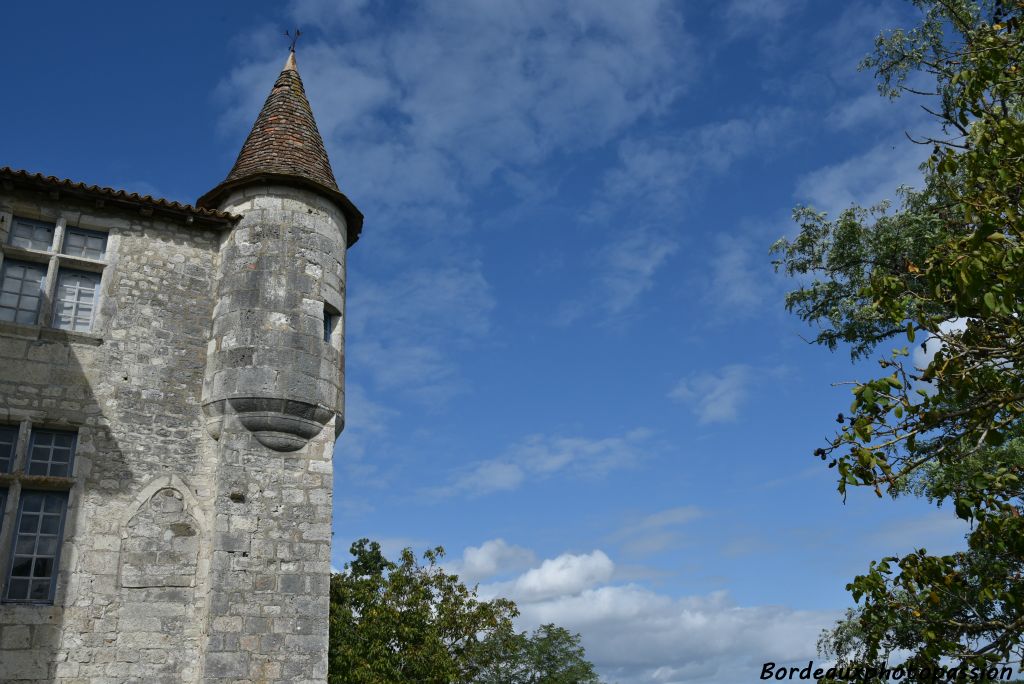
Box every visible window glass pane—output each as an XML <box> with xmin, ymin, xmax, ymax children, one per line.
<box><xmin>0</xmin><ymin>426</ymin><xmax>16</xmax><ymax>472</ymax></box>
<box><xmin>0</xmin><ymin>489</ymin><xmax>6</xmax><ymax>532</ymax></box>
<box><xmin>5</xmin><ymin>491</ymin><xmax>67</xmax><ymax>602</ymax></box>
<box><xmin>0</xmin><ymin>260</ymin><xmax>45</xmax><ymax>325</ymax></box>
<box><xmin>53</xmin><ymin>269</ymin><xmax>100</xmax><ymax>332</ymax></box>
<box><xmin>8</xmin><ymin>217</ymin><xmax>55</xmax><ymax>251</ymax></box>
<box><xmin>26</xmin><ymin>429</ymin><xmax>77</xmax><ymax>478</ymax></box>
<box><xmin>62</xmin><ymin>228</ymin><xmax>107</xmax><ymax>260</ymax></box>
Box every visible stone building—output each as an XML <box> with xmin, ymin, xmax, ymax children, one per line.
<box><xmin>0</xmin><ymin>49</ymin><xmax>361</xmax><ymax>682</ymax></box>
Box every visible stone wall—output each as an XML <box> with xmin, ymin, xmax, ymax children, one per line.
<box><xmin>199</xmin><ymin>184</ymin><xmax>346</xmax><ymax>682</ymax></box>
<box><xmin>0</xmin><ymin>181</ymin><xmax>345</xmax><ymax>682</ymax></box>
<box><xmin>0</xmin><ymin>190</ymin><xmax>223</xmax><ymax>682</ymax></box>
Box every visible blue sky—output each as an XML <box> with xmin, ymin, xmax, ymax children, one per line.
<box><xmin>2</xmin><ymin>1</ymin><xmax>971</xmax><ymax>682</ymax></box>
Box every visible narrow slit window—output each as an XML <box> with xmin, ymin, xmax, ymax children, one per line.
<box><xmin>324</xmin><ymin>305</ymin><xmax>339</xmax><ymax>344</ymax></box>
<box><xmin>0</xmin><ymin>259</ymin><xmax>46</xmax><ymax>325</ymax></box>
<box><xmin>0</xmin><ymin>426</ymin><xmax>16</xmax><ymax>473</ymax></box>
<box><xmin>62</xmin><ymin>227</ymin><xmax>107</xmax><ymax>260</ymax></box>
<box><xmin>8</xmin><ymin>217</ymin><xmax>55</xmax><ymax>251</ymax></box>
<box><xmin>26</xmin><ymin>429</ymin><xmax>76</xmax><ymax>478</ymax></box>
<box><xmin>5</xmin><ymin>491</ymin><xmax>67</xmax><ymax>603</ymax></box>
<box><xmin>53</xmin><ymin>269</ymin><xmax>100</xmax><ymax>332</ymax></box>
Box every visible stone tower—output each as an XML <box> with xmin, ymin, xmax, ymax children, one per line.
<box><xmin>0</xmin><ymin>49</ymin><xmax>360</xmax><ymax>682</ymax></box>
<box><xmin>194</xmin><ymin>49</ymin><xmax>363</xmax><ymax>680</ymax></box>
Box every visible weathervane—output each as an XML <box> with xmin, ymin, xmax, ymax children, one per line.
<box><xmin>285</xmin><ymin>29</ymin><xmax>302</xmax><ymax>53</ymax></box>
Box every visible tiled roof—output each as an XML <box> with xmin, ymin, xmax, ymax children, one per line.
<box><xmin>0</xmin><ymin>167</ymin><xmax>239</xmax><ymax>227</ymax></box>
<box><xmin>198</xmin><ymin>52</ymin><xmax>363</xmax><ymax>244</ymax></box>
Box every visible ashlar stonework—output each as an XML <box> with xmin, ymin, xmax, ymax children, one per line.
<box><xmin>0</xmin><ymin>49</ymin><xmax>361</xmax><ymax>683</ymax></box>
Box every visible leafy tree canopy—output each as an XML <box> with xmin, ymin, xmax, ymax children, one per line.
<box><xmin>328</xmin><ymin>539</ymin><xmax>602</xmax><ymax>683</ymax></box>
<box><xmin>772</xmin><ymin>0</ymin><xmax>1024</xmax><ymax>675</ymax></box>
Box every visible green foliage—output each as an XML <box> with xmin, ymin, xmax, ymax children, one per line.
<box><xmin>473</xmin><ymin>623</ymin><xmax>603</xmax><ymax>684</ymax></box>
<box><xmin>328</xmin><ymin>539</ymin><xmax>603</xmax><ymax>684</ymax></box>
<box><xmin>772</xmin><ymin>0</ymin><xmax>1024</xmax><ymax>676</ymax></box>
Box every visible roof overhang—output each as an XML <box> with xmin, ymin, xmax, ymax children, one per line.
<box><xmin>196</xmin><ymin>173</ymin><xmax>363</xmax><ymax>246</ymax></box>
<box><xmin>1</xmin><ymin>167</ymin><xmax>239</xmax><ymax>229</ymax></box>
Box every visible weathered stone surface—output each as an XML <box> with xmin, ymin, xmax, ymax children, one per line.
<box><xmin>0</xmin><ymin>182</ymin><xmax>345</xmax><ymax>683</ymax></box>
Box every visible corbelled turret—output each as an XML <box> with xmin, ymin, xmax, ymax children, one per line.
<box><xmin>194</xmin><ymin>48</ymin><xmax>360</xmax><ymax>681</ymax></box>
<box><xmin>199</xmin><ymin>48</ymin><xmax>359</xmax><ymax>451</ymax></box>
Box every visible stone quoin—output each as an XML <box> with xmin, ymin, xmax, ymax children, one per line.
<box><xmin>0</xmin><ymin>48</ymin><xmax>361</xmax><ymax>682</ymax></box>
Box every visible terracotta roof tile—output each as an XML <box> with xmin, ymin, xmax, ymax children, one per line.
<box><xmin>198</xmin><ymin>52</ymin><xmax>363</xmax><ymax>244</ymax></box>
<box><xmin>0</xmin><ymin>167</ymin><xmax>239</xmax><ymax>227</ymax></box>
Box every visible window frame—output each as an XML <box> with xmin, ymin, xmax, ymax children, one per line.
<box><xmin>52</xmin><ymin>268</ymin><xmax>101</xmax><ymax>333</ymax></box>
<box><xmin>61</xmin><ymin>226</ymin><xmax>108</xmax><ymax>261</ymax></box>
<box><xmin>8</xmin><ymin>216</ymin><xmax>56</xmax><ymax>252</ymax></box>
<box><xmin>4</xmin><ymin>490</ymin><xmax>69</xmax><ymax>604</ymax></box>
<box><xmin>0</xmin><ymin>422</ymin><xmax>76</xmax><ymax>605</ymax></box>
<box><xmin>0</xmin><ymin>425</ymin><xmax>17</xmax><ymax>473</ymax></box>
<box><xmin>0</xmin><ymin>213</ymin><xmax>109</xmax><ymax>335</ymax></box>
<box><xmin>0</xmin><ymin>259</ymin><xmax>47</xmax><ymax>325</ymax></box>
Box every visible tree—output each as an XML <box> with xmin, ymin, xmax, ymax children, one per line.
<box><xmin>772</xmin><ymin>0</ymin><xmax>1024</xmax><ymax>676</ymax></box>
<box><xmin>473</xmin><ymin>623</ymin><xmax>603</xmax><ymax>684</ymax></box>
<box><xmin>328</xmin><ymin>539</ymin><xmax>603</xmax><ymax>683</ymax></box>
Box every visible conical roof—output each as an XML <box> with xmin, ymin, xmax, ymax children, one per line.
<box><xmin>198</xmin><ymin>51</ymin><xmax>363</xmax><ymax>244</ymax></box>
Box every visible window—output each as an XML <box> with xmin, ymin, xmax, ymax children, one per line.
<box><xmin>52</xmin><ymin>269</ymin><xmax>99</xmax><ymax>332</ymax></box>
<box><xmin>0</xmin><ymin>425</ymin><xmax>76</xmax><ymax>604</ymax></box>
<box><xmin>0</xmin><ymin>260</ymin><xmax>46</xmax><ymax>325</ymax></box>
<box><xmin>324</xmin><ymin>304</ymin><xmax>339</xmax><ymax>343</ymax></box>
<box><xmin>8</xmin><ymin>217</ymin><xmax>55</xmax><ymax>251</ymax></box>
<box><xmin>5</xmin><ymin>491</ymin><xmax>67</xmax><ymax>603</ymax></box>
<box><xmin>26</xmin><ymin>430</ymin><xmax>76</xmax><ymax>478</ymax></box>
<box><xmin>0</xmin><ymin>216</ymin><xmax>109</xmax><ymax>333</ymax></box>
<box><xmin>0</xmin><ymin>426</ymin><xmax>16</xmax><ymax>473</ymax></box>
<box><xmin>62</xmin><ymin>227</ymin><xmax>107</xmax><ymax>260</ymax></box>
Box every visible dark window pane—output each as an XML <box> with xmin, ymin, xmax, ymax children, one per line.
<box><xmin>7</xmin><ymin>579</ymin><xmax>28</xmax><ymax>599</ymax></box>
<box><xmin>18</xmin><ymin>514</ymin><xmax>37</xmax><ymax>533</ymax></box>
<box><xmin>32</xmin><ymin>557</ymin><xmax>53</xmax><ymax>577</ymax></box>
<box><xmin>0</xmin><ymin>426</ymin><xmax>16</xmax><ymax>472</ymax></box>
<box><xmin>40</xmin><ymin>515</ymin><xmax>59</xmax><ymax>535</ymax></box>
<box><xmin>6</xmin><ymin>491</ymin><xmax>67</xmax><ymax>603</ymax></box>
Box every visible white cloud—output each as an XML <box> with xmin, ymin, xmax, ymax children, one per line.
<box><xmin>473</xmin><ymin>545</ymin><xmax>837</xmax><ymax>684</ymax></box>
<box><xmin>669</xmin><ymin>364</ymin><xmax>753</xmax><ymax>424</ymax></box>
<box><xmin>794</xmin><ymin>141</ymin><xmax>929</xmax><ymax>216</ymax></box>
<box><xmin>218</xmin><ymin>1</ymin><xmax>694</xmax><ymax>216</ymax></box>
<box><xmin>511</xmin><ymin>550</ymin><xmax>614</xmax><ymax>602</ymax></box>
<box><xmin>520</xmin><ymin>587</ymin><xmax>833</xmax><ymax>684</ymax></box>
<box><xmin>451</xmin><ymin>539</ymin><xmax>537</xmax><ymax>584</ymax></box>
<box><xmin>429</xmin><ymin>429</ymin><xmax>654</xmax><ymax>498</ymax></box>
<box><xmin>912</xmin><ymin>318</ymin><xmax>969</xmax><ymax>372</ymax></box>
